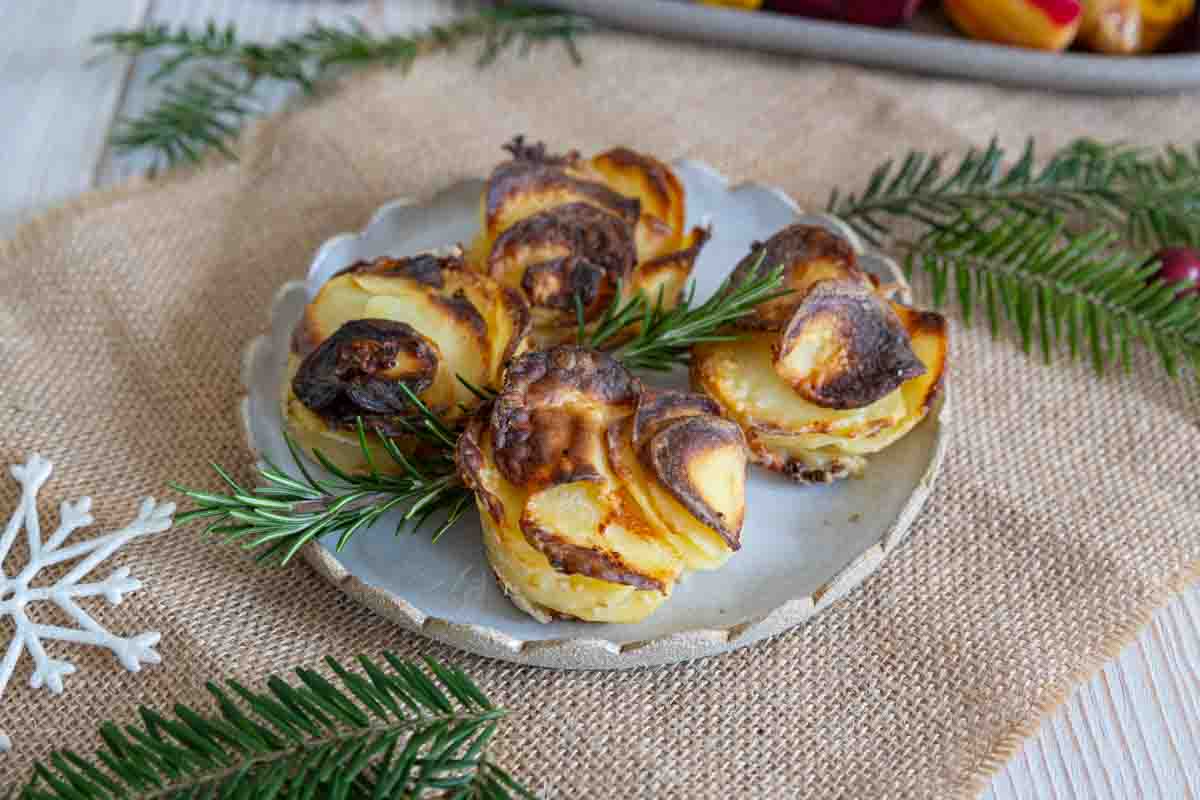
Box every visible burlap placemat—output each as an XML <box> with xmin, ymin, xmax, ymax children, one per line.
<box><xmin>2</xmin><ymin>31</ymin><xmax>1199</xmax><ymax>798</ymax></box>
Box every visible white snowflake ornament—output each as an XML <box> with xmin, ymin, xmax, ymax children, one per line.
<box><xmin>0</xmin><ymin>454</ymin><xmax>174</xmax><ymax>753</ymax></box>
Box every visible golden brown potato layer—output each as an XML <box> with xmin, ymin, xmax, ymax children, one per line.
<box><xmin>284</xmin><ymin>250</ymin><xmax>531</xmax><ymax>475</ymax></box>
<box><xmin>468</xmin><ymin>137</ymin><xmax>709</xmax><ymax>346</ymax></box>
<box><xmin>693</xmin><ymin>224</ymin><xmax>947</xmax><ymax>484</ymax></box>
<box><xmin>457</xmin><ymin>346</ymin><xmax>749</xmax><ymax>624</ymax></box>
<box><xmin>775</xmin><ymin>279</ymin><xmax>926</xmax><ymax>410</ymax></box>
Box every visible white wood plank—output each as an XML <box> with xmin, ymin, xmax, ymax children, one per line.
<box><xmin>1116</xmin><ymin>644</ymin><xmax>1189</xmax><ymax>797</ymax></box>
<box><xmin>1012</xmin><ymin>743</ymin><xmax>1045</xmax><ymax>798</ymax></box>
<box><xmin>1045</xmin><ymin>714</ymin><xmax>1088</xmax><ymax>799</ymax></box>
<box><xmin>1139</xmin><ymin>626</ymin><xmax>1200</xmax><ymax>796</ymax></box>
<box><xmin>990</xmin><ymin>592</ymin><xmax>1200</xmax><ymax>800</ymax></box>
<box><xmin>1088</xmin><ymin>675</ymin><xmax>1144</xmax><ymax>798</ymax></box>
<box><xmin>1063</xmin><ymin>697</ymin><xmax>1120</xmax><ymax>799</ymax></box>
<box><xmin>0</xmin><ymin>0</ymin><xmax>149</xmax><ymax>236</ymax></box>
<box><xmin>1166</xmin><ymin>594</ymin><xmax>1200</xmax><ymax>724</ymax></box>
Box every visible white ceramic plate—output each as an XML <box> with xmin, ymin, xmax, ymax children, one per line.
<box><xmin>240</xmin><ymin>161</ymin><xmax>948</xmax><ymax>669</ymax></box>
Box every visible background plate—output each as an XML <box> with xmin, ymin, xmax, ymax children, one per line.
<box><xmin>547</xmin><ymin>0</ymin><xmax>1200</xmax><ymax>94</ymax></box>
<box><xmin>240</xmin><ymin>160</ymin><xmax>948</xmax><ymax>669</ymax></box>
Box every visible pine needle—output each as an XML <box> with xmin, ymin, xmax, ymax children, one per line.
<box><xmin>828</xmin><ymin>137</ymin><xmax>1200</xmax><ymax>251</ymax></box>
<box><xmin>18</xmin><ymin>654</ymin><xmax>534</xmax><ymax>800</ymax></box>
<box><xmin>94</xmin><ymin>6</ymin><xmax>593</xmax><ymax>172</ymax></box>
<box><xmin>902</xmin><ymin>206</ymin><xmax>1200</xmax><ymax>378</ymax></box>
<box><xmin>832</xmin><ymin>138</ymin><xmax>1200</xmax><ymax>380</ymax></box>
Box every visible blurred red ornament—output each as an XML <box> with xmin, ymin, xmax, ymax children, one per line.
<box><xmin>1154</xmin><ymin>246</ymin><xmax>1200</xmax><ymax>297</ymax></box>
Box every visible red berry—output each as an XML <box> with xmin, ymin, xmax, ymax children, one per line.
<box><xmin>1154</xmin><ymin>247</ymin><xmax>1200</xmax><ymax>297</ymax></box>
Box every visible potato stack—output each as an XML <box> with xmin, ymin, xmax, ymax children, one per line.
<box><xmin>458</xmin><ymin>347</ymin><xmax>747</xmax><ymax>623</ymax></box>
<box><xmin>282</xmin><ymin>139</ymin><xmax>947</xmax><ymax>626</ymax></box>
<box><xmin>692</xmin><ymin>224</ymin><xmax>947</xmax><ymax>484</ymax></box>
<box><xmin>285</xmin><ymin>251</ymin><xmax>531</xmax><ymax>475</ymax></box>
<box><xmin>467</xmin><ymin>137</ymin><xmax>710</xmax><ymax>347</ymax></box>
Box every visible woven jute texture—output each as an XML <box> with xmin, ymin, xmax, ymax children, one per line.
<box><xmin>2</xmin><ymin>32</ymin><xmax>1199</xmax><ymax>798</ymax></box>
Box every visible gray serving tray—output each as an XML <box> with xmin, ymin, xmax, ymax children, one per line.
<box><xmin>548</xmin><ymin>0</ymin><xmax>1200</xmax><ymax>94</ymax></box>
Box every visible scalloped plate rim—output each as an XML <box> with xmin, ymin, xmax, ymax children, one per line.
<box><xmin>239</xmin><ymin>159</ymin><xmax>949</xmax><ymax>670</ymax></box>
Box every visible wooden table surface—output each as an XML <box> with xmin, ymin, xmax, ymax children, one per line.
<box><xmin>2</xmin><ymin>1</ymin><xmax>1198</xmax><ymax>796</ymax></box>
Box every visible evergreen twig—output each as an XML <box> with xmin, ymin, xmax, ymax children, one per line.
<box><xmin>828</xmin><ymin>137</ymin><xmax>1200</xmax><ymax>249</ymax></box>
<box><xmin>19</xmin><ymin>654</ymin><xmax>534</xmax><ymax>800</ymax></box>
<box><xmin>902</xmin><ymin>207</ymin><xmax>1200</xmax><ymax>377</ymax></box>
<box><xmin>94</xmin><ymin>6</ymin><xmax>593</xmax><ymax>171</ymax></box>
<box><xmin>830</xmin><ymin>138</ymin><xmax>1200</xmax><ymax>380</ymax></box>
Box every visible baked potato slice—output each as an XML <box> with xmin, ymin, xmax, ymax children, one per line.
<box><xmin>283</xmin><ymin>354</ymin><xmax>418</xmax><ymax>476</ymax></box>
<box><xmin>629</xmin><ymin>225</ymin><xmax>710</xmax><ymax>313</ymax></box>
<box><xmin>742</xmin><ymin>432</ymin><xmax>870</xmax><ymax>484</ymax></box>
<box><xmin>458</xmin><ymin>416</ymin><xmax>669</xmax><ymax>624</ymax></box>
<box><xmin>692</xmin><ymin>223</ymin><xmax>947</xmax><ymax>484</ymax></box>
<box><xmin>694</xmin><ymin>302</ymin><xmax>946</xmax><ymax>482</ymax></box>
<box><xmin>693</xmin><ymin>334</ymin><xmax>909</xmax><ymax>438</ymax></box>
<box><xmin>299</xmin><ymin>280</ymin><xmax>372</xmax><ymax>355</ymax></box>
<box><xmin>285</xmin><ymin>252</ymin><xmax>530</xmax><ymax>475</ymax></box>
<box><xmin>589</xmin><ymin>147</ymin><xmax>687</xmax><ymax>261</ymax></box>
<box><xmin>469</xmin><ymin>138</ymin><xmax>705</xmax><ymax>346</ymax></box>
<box><xmin>606</xmin><ymin>416</ymin><xmax>737</xmax><ymax>570</ymax></box>
<box><xmin>788</xmin><ymin>306</ymin><xmax>947</xmax><ymax>456</ymax></box>
<box><xmin>728</xmin><ymin>223</ymin><xmax>870</xmax><ymax>331</ymax></box>
<box><xmin>774</xmin><ymin>279</ymin><xmax>925</xmax><ymax>409</ymax></box>
<box><xmin>359</xmin><ymin>293</ymin><xmax>485</xmax><ymax>413</ymax></box>
<box><xmin>458</xmin><ymin>346</ymin><xmax>750</xmax><ymax>623</ymax></box>
<box><xmin>484</xmin><ymin>201</ymin><xmax>636</xmax><ymax>329</ymax></box>
<box><xmin>624</xmin><ymin>389</ymin><xmax>747</xmax><ymax>550</ymax></box>
<box><xmin>470</xmin><ymin>137</ymin><xmax>639</xmax><ymax>265</ymax></box>
<box><xmin>522</xmin><ymin>480</ymin><xmax>683</xmax><ymax>593</ymax></box>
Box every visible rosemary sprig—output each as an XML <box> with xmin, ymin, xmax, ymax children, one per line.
<box><xmin>904</xmin><ymin>206</ymin><xmax>1200</xmax><ymax>377</ymax></box>
<box><xmin>579</xmin><ymin>259</ymin><xmax>790</xmax><ymax>371</ymax></box>
<box><xmin>174</xmin><ymin>387</ymin><xmax>471</xmax><ymax>566</ymax></box>
<box><xmin>829</xmin><ymin>138</ymin><xmax>1200</xmax><ymax>250</ymax></box>
<box><xmin>19</xmin><ymin>654</ymin><xmax>535</xmax><ymax>800</ymax></box>
<box><xmin>94</xmin><ymin>6</ymin><xmax>593</xmax><ymax>171</ymax></box>
<box><xmin>180</xmin><ymin>255</ymin><xmax>787</xmax><ymax>560</ymax></box>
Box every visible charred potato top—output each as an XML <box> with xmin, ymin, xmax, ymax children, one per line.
<box><xmin>291</xmin><ymin>250</ymin><xmax>531</xmax><ymax>433</ymax></box>
<box><xmin>692</xmin><ymin>223</ymin><xmax>947</xmax><ymax>483</ymax></box>
<box><xmin>725</xmin><ymin>223</ymin><xmax>926</xmax><ymax>412</ymax></box>
<box><xmin>774</xmin><ymin>278</ymin><xmax>926</xmax><ymax>410</ymax></box>
<box><xmin>457</xmin><ymin>346</ymin><xmax>750</xmax><ymax>623</ymax></box>
<box><xmin>469</xmin><ymin>137</ymin><xmax>710</xmax><ymax>345</ymax></box>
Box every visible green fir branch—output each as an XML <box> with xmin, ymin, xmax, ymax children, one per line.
<box><xmin>828</xmin><ymin>138</ymin><xmax>1200</xmax><ymax>249</ymax></box>
<box><xmin>93</xmin><ymin>6</ymin><xmax>593</xmax><ymax>171</ymax></box>
<box><xmin>19</xmin><ymin>654</ymin><xmax>535</xmax><ymax>800</ymax></box>
<box><xmin>1109</xmin><ymin>142</ymin><xmax>1200</xmax><ymax>248</ymax></box>
<box><xmin>107</xmin><ymin>71</ymin><xmax>254</xmax><ymax>166</ymax></box>
<box><xmin>831</xmin><ymin>138</ymin><xmax>1200</xmax><ymax>381</ymax></box>
<box><xmin>577</xmin><ymin>258</ymin><xmax>789</xmax><ymax>371</ymax></box>
<box><xmin>96</xmin><ymin>19</ymin><xmax>313</xmax><ymax>87</ymax></box>
<box><xmin>173</xmin><ymin>388</ymin><xmax>471</xmax><ymax>566</ymax></box>
<box><xmin>902</xmin><ymin>207</ymin><xmax>1200</xmax><ymax>377</ymax></box>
